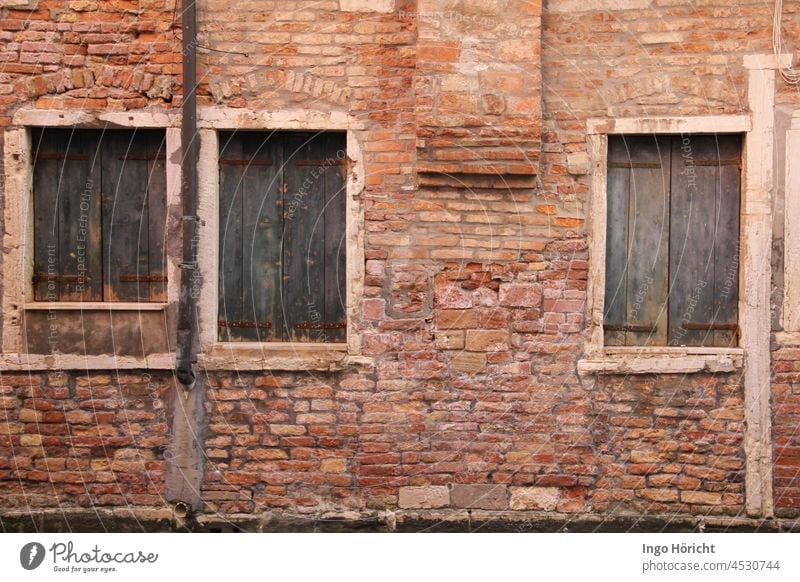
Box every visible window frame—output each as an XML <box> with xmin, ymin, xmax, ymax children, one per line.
<box><xmin>29</xmin><ymin>127</ymin><xmax>170</xmax><ymax>304</ymax></box>
<box><xmin>580</xmin><ymin>116</ymin><xmax>751</xmax><ymax>375</ymax></box>
<box><xmin>602</xmin><ymin>132</ymin><xmax>742</xmax><ymax>349</ymax></box>
<box><xmin>2</xmin><ymin>110</ymin><xmax>180</xmax><ymax>368</ymax></box>
<box><xmin>194</xmin><ymin>108</ymin><xmax>367</xmax><ymax>371</ymax></box>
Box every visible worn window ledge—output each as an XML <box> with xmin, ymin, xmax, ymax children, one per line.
<box><xmin>199</xmin><ymin>343</ymin><xmax>372</xmax><ymax>371</ymax></box>
<box><xmin>0</xmin><ymin>353</ymin><xmax>175</xmax><ymax>371</ymax></box>
<box><xmin>24</xmin><ymin>302</ymin><xmax>168</xmax><ymax>311</ymax></box>
<box><xmin>578</xmin><ymin>348</ymin><xmax>744</xmax><ymax>376</ymax></box>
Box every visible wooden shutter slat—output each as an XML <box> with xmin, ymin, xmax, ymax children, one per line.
<box><xmin>283</xmin><ymin>133</ymin><xmax>324</xmax><ymax>342</ymax></box>
<box><xmin>146</xmin><ymin>133</ymin><xmax>168</xmax><ymax>301</ymax></box>
<box><xmin>603</xmin><ymin>147</ymin><xmax>630</xmax><ymax>346</ymax></box>
<box><xmin>712</xmin><ymin>141</ymin><xmax>742</xmax><ymax>346</ymax></box>
<box><xmin>322</xmin><ymin>133</ymin><xmax>347</xmax><ymax>343</ymax></box>
<box><xmin>33</xmin><ymin>129</ymin><xmax>63</xmax><ymax>302</ymax></box>
<box><xmin>605</xmin><ymin>135</ymin><xmax>670</xmax><ymax>346</ymax></box>
<box><xmin>626</xmin><ymin>147</ymin><xmax>670</xmax><ymax>346</ymax></box>
<box><xmin>668</xmin><ymin>135</ymin><xmax>739</xmax><ymax>347</ymax></box>
<box><xmin>102</xmin><ymin>131</ymin><xmax>151</xmax><ymax>302</ymax></box>
<box><xmin>218</xmin><ymin>134</ymin><xmax>245</xmax><ymax>341</ymax></box>
<box><xmin>242</xmin><ymin>133</ymin><xmax>282</xmax><ymax>341</ymax></box>
<box><xmin>63</xmin><ymin>131</ymin><xmax>102</xmax><ymax>301</ymax></box>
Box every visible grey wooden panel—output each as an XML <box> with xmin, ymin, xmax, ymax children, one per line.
<box><xmin>32</xmin><ymin>129</ymin><xmax>64</xmax><ymax>302</ymax></box>
<box><xmin>669</xmin><ymin>135</ymin><xmax>740</xmax><ymax>347</ymax></box>
<box><xmin>283</xmin><ymin>132</ymin><xmax>324</xmax><ymax>342</ymax></box>
<box><xmin>146</xmin><ymin>132</ymin><xmax>168</xmax><ymax>301</ymax></box>
<box><xmin>33</xmin><ymin>129</ymin><xmax>102</xmax><ymax>302</ymax></box>
<box><xmin>605</xmin><ymin>136</ymin><xmax>669</xmax><ymax>346</ymax></box>
<box><xmin>322</xmin><ymin>133</ymin><xmax>347</xmax><ymax>343</ymax></box>
<box><xmin>218</xmin><ymin>132</ymin><xmax>245</xmax><ymax>341</ymax></box>
<box><xmin>604</xmin><ymin>138</ymin><xmax>630</xmax><ymax>346</ymax></box>
<box><xmin>241</xmin><ymin>133</ymin><xmax>281</xmax><ymax>342</ymax></box>
<box><xmin>714</xmin><ymin>157</ymin><xmax>741</xmax><ymax>346</ymax></box>
<box><xmin>217</xmin><ymin>131</ymin><xmax>346</xmax><ymax>343</ymax></box>
<box><xmin>626</xmin><ymin>136</ymin><xmax>670</xmax><ymax>346</ymax></box>
<box><xmin>102</xmin><ymin>131</ymin><xmax>151</xmax><ymax>302</ymax></box>
<box><xmin>24</xmin><ymin>311</ymin><xmax>168</xmax><ymax>356</ymax></box>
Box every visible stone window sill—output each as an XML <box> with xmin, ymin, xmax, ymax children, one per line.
<box><xmin>24</xmin><ymin>302</ymin><xmax>167</xmax><ymax>311</ymax></box>
<box><xmin>577</xmin><ymin>347</ymin><xmax>744</xmax><ymax>376</ymax></box>
<box><xmin>198</xmin><ymin>343</ymin><xmax>373</xmax><ymax>372</ymax></box>
<box><xmin>0</xmin><ymin>353</ymin><xmax>175</xmax><ymax>371</ymax></box>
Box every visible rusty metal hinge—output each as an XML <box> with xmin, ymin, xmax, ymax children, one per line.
<box><xmin>219</xmin><ymin>159</ymin><xmax>273</xmax><ymax>166</ymax></box>
<box><xmin>218</xmin><ymin>319</ymin><xmax>273</xmax><ymax>329</ymax></box>
<box><xmin>603</xmin><ymin>324</ymin><xmax>656</xmax><ymax>333</ymax></box>
<box><xmin>119</xmin><ymin>273</ymin><xmax>168</xmax><ymax>283</ymax></box>
<box><xmin>293</xmin><ymin>321</ymin><xmax>346</xmax><ymax>330</ymax></box>
<box><xmin>32</xmin><ymin>273</ymin><xmax>88</xmax><ymax>283</ymax></box>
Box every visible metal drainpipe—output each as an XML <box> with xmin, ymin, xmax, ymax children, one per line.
<box><xmin>176</xmin><ymin>0</ymin><xmax>198</xmax><ymax>388</ymax></box>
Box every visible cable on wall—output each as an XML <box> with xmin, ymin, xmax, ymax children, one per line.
<box><xmin>774</xmin><ymin>0</ymin><xmax>800</xmax><ymax>85</ymax></box>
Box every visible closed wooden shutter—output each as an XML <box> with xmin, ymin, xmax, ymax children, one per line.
<box><xmin>101</xmin><ymin>130</ymin><xmax>167</xmax><ymax>302</ymax></box>
<box><xmin>32</xmin><ymin>129</ymin><xmax>103</xmax><ymax>302</ymax></box>
<box><xmin>32</xmin><ymin>129</ymin><xmax>166</xmax><ymax>303</ymax></box>
<box><xmin>604</xmin><ymin>134</ymin><xmax>741</xmax><ymax>347</ymax></box>
<box><xmin>668</xmin><ymin>135</ymin><xmax>740</xmax><ymax>347</ymax></box>
<box><xmin>217</xmin><ymin>131</ymin><xmax>347</xmax><ymax>343</ymax></box>
<box><xmin>218</xmin><ymin>132</ymin><xmax>282</xmax><ymax>341</ymax></box>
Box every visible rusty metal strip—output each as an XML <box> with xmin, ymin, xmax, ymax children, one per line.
<box><xmin>293</xmin><ymin>321</ymin><xmax>346</xmax><ymax>330</ymax></box>
<box><xmin>119</xmin><ymin>273</ymin><xmax>168</xmax><ymax>283</ymax></box>
<box><xmin>118</xmin><ymin>155</ymin><xmax>166</xmax><ymax>161</ymax></box>
<box><xmin>219</xmin><ymin>159</ymin><xmax>273</xmax><ymax>166</ymax></box>
<box><xmin>603</xmin><ymin>324</ymin><xmax>657</xmax><ymax>333</ymax></box>
<box><xmin>682</xmin><ymin>322</ymin><xmax>739</xmax><ymax>331</ymax></box>
<box><xmin>32</xmin><ymin>273</ymin><xmax>87</xmax><ymax>283</ymax></box>
<box><xmin>217</xmin><ymin>319</ymin><xmax>273</xmax><ymax>329</ymax></box>
<box><xmin>36</xmin><ymin>153</ymin><xmax>89</xmax><ymax>161</ymax></box>
<box><xmin>292</xmin><ymin>159</ymin><xmax>346</xmax><ymax>167</ymax></box>
<box><xmin>691</xmin><ymin>159</ymin><xmax>740</xmax><ymax>167</ymax></box>
<box><xmin>607</xmin><ymin>162</ymin><xmax>663</xmax><ymax>169</ymax></box>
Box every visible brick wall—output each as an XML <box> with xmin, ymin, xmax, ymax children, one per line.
<box><xmin>0</xmin><ymin>0</ymin><xmax>180</xmax><ymax>113</ymax></box>
<box><xmin>0</xmin><ymin>372</ymin><xmax>170</xmax><ymax>509</ymax></box>
<box><xmin>592</xmin><ymin>374</ymin><xmax>745</xmax><ymax>516</ymax></box>
<box><xmin>1</xmin><ymin>0</ymin><xmax>800</xmax><ymax>527</ymax></box>
<box><xmin>772</xmin><ymin>341</ymin><xmax>800</xmax><ymax>516</ymax></box>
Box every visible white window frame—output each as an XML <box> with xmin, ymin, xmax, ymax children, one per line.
<box><xmin>579</xmin><ymin>115</ymin><xmax>751</xmax><ymax>375</ymax></box>
<box><xmin>2</xmin><ymin>109</ymin><xmax>180</xmax><ymax>370</ymax></box>
<box><xmin>194</xmin><ymin>107</ymin><xmax>368</xmax><ymax>371</ymax></box>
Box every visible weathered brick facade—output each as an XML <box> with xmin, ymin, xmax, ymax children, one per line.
<box><xmin>1</xmin><ymin>0</ymin><xmax>799</xmax><ymax>531</ymax></box>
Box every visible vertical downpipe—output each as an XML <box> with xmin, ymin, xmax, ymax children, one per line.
<box><xmin>167</xmin><ymin>0</ymin><xmax>205</xmax><ymax>518</ymax></box>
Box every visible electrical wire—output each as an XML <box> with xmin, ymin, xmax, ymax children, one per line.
<box><xmin>774</xmin><ymin>0</ymin><xmax>800</xmax><ymax>85</ymax></box>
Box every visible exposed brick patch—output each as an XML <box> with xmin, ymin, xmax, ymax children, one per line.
<box><xmin>772</xmin><ymin>344</ymin><xmax>800</xmax><ymax>516</ymax></box>
<box><xmin>591</xmin><ymin>374</ymin><xmax>745</xmax><ymax>517</ymax></box>
<box><xmin>0</xmin><ymin>372</ymin><xmax>170</xmax><ymax>509</ymax></box>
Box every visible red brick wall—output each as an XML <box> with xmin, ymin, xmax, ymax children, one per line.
<box><xmin>0</xmin><ymin>372</ymin><xmax>170</xmax><ymax>509</ymax></box>
<box><xmin>1</xmin><ymin>0</ymin><xmax>800</xmax><ymax>525</ymax></box>
<box><xmin>592</xmin><ymin>374</ymin><xmax>745</xmax><ymax>516</ymax></box>
<box><xmin>0</xmin><ymin>0</ymin><xmax>180</xmax><ymax>113</ymax></box>
<box><xmin>772</xmin><ymin>342</ymin><xmax>800</xmax><ymax>516</ymax></box>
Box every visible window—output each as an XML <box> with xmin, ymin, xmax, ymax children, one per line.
<box><xmin>603</xmin><ymin>134</ymin><xmax>741</xmax><ymax>347</ymax></box>
<box><xmin>217</xmin><ymin>131</ymin><xmax>347</xmax><ymax>343</ymax></box>
<box><xmin>31</xmin><ymin>128</ymin><xmax>167</xmax><ymax>303</ymax></box>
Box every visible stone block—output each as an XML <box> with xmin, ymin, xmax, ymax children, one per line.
<box><xmin>451</xmin><ymin>484</ymin><xmax>508</xmax><ymax>510</ymax></box>
<box><xmin>398</xmin><ymin>486</ymin><xmax>450</xmax><ymax>509</ymax></box>
<box><xmin>509</xmin><ymin>487</ymin><xmax>560</xmax><ymax>511</ymax></box>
